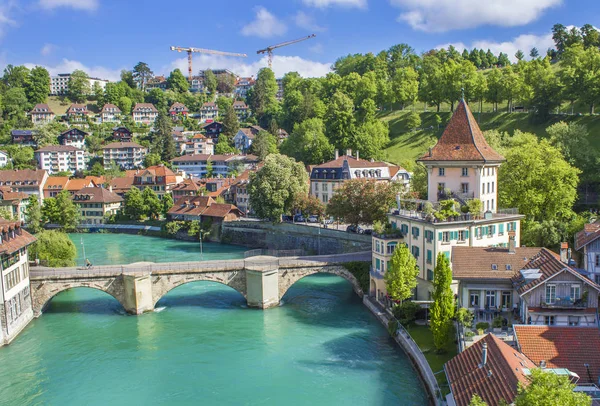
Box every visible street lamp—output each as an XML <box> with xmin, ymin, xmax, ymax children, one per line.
<box><xmin>199</xmin><ymin>229</ymin><xmax>204</xmax><ymax>261</ymax></box>
<box><xmin>80</xmin><ymin>237</ymin><xmax>86</xmax><ymax>268</ymax></box>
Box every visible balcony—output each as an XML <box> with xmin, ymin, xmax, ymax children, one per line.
<box><xmin>541</xmin><ymin>298</ymin><xmax>588</xmax><ymax>309</ymax></box>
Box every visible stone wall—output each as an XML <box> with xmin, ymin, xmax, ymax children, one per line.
<box><xmin>278</xmin><ymin>265</ymin><xmax>364</xmax><ymax>299</ymax></box>
<box><xmin>1</xmin><ymin>287</ymin><xmax>34</xmax><ymax>346</ymax></box>
<box><xmin>221</xmin><ymin>221</ymin><xmax>372</xmax><ymax>254</ymax></box>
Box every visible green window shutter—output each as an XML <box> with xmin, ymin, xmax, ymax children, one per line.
<box><xmin>376</xmin><ymin>258</ymin><xmax>380</xmax><ymax>270</ymax></box>
<box><xmin>499</xmin><ymin>224</ymin><xmax>504</xmax><ymax>233</ymax></box>
<box><xmin>444</xmin><ymin>251</ymin><xmax>450</xmax><ymax>260</ymax></box>
<box><xmin>427</xmin><ymin>250</ymin><xmax>432</xmax><ymax>261</ymax></box>
<box><xmin>416</xmin><ymin>228</ymin><xmax>420</xmax><ymax>236</ymax></box>
<box><xmin>465</xmin><ymin>230</ymin><xmax>469</xmax><ymax>239</ymax></box>
<box><xmin>438</xmin><ymin>232</ymin><xmax>443</xmax><ymax>240</ymax></box>
<box><xmin>391</xmin><ymin>222</ymin><xmax>397</xmax><ymax>230</ymax></box>
<box><xmin>513</xmin><ymin>222</ymin><xmax>517</xmax><ymax>231</ymax></box>
<box><xmin>492</xmin><ymin>225</ymin><xmax>496</xmax><ymax>235</ymax></box>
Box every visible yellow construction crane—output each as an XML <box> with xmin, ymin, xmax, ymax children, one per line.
<box><xmin>257</xmin><ymin>34</ymin><xmax>317</xmax><ymax>69</ymax></box>
<box><xmin>169</xmin><ymin>46</ymin><xmax>247</xmax><ymax>80</ymax></box>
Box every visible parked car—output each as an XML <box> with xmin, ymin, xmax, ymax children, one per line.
<box><xmin>322</xmin><ymin>217</ymin><xmax>334</xmax><ymax>225</ymax></box>
<box><xmin>282</xmin><ymin>215</ymin><xmax>293</xmax><ymax>222</ymax></box>
<box><xmin>308</xmin><ymin>215</ymin><xmax>319</xmax><ymax>223</ymax></box>
<box><xmin>346</xmin><ymin>225</ymin><xmax>364</xmax><ymax>234</ymax></box>
<box><xmin>294</xmin><ymin>214</ymin><xmax>306</xmax><ymax>222</ymax></box>
<box><xmin>362</xmin><ymin>229</ymin><xmax>373</xmax><ymax>235</ymax></box>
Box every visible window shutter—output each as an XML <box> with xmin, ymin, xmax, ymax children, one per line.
<box><xmin>513</xmin><ymin>222</ymin><xmax>517</xmax><ymax>231</ymax></box>
<box><xmin>499</xmin><ymin>224</ymin><xmax>504</xmax><ymax>233</ymax></box>
<box><xmin>438</xmin><ymin>232</ymin><xmax>443</xmax><ymax>240</ymax></box>
<box><xmin>492</xmin><ymin>225</ymin><xmax>496</xmax><ymax>235</ymax></box>
<box><xmin>464</xmin><ymin>230</ymin><xmax>469</xmax><ymax>239</ymax></box>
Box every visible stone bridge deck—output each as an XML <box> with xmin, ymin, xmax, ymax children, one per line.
<box><xmin>29</xmin><ymin>252</ymin><xmax>371</xmax><ymax>316</ymax></box>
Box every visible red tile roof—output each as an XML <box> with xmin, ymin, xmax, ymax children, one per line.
<box><xmin>102</xmin><ymin>142</ymin><xmax>145</xmax><ymax>149</ymax></box>
<box><xmin>30</xmin><ymin>103</ymin><xmax>53</xmax><ymax>113</ymax></box>
<box><xmin>133</xmin><ymin>103</ymin><xmax>158</xmax><ymax>112</ymax></box>
<box><xmin>575</xmin><ymin>221</ymin><xmax>600</xmax><ymax>251</ymax></box>
<box><xmin>65</xmin><ymin>178</ymin><xmax>93</xmax><ymax>192</ymax></box>
<box><xmin>0</xmin><ymin>169</ymin><xmax>47</xmax><ymax>185</ymax></box>
<box><xmin>445</xmin><ymin>334</ymin><xmax>535</xmax><ymax>406</ymax></box>
<box><xmin>514</xmin><ymin>325</ymin><xmax>600</xmax><ymax>384</ymax></box>
<box><xmin>133</xmin><ymin>165</ymin><xmax>178</xmax><ymax>185</ymax></box>
<box><xmin>0</xmin><ymin>187</ymin><xmax>28</xmax><ymax>201</ymax></box>
<box><xmin>419</xmin><ymin>100</ymin><xmax>504</xmax><ymax>163</ymax></box>
<box><xmin>0</xmin><ymin>220</ymin><xmax>36</xmax><ymax>255</ymax></box>
<box><xmin>36</xmin><ymin>145</ymin><xmax>82</xmax><ymax>152</ymax></box>
<box><xmin>101</xmin><ymin>104</ymin><xmax>121</xmax><ymax>113</ymax></box>
<box><xmin>44</xmin><ymin>176</ymin><xmax>69</xmax><ymax>190</ymax></box>
<box><xmin>72</xmin><ymin>187</ymin><xmax>123</xmax><ymax>204</ymax></box>
<box><xmin>452</xmin><ymin>246</ymin><xmax>544</xmax><ymax>280</ymax></box>
<box><xmin>168</xmin><ymin>196</ymin><xmax>242</xmax><ymax>220</ymax></box>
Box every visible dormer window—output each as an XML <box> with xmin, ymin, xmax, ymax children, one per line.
<box><xmin>506</xmin><ymin>264</ymin><xmax>512</xmax><ymax>271</ymax></box>
<box><xmin>491</xmin><ymin>264</ymin><xmax>498</xmax><ymax>270</ymax></box>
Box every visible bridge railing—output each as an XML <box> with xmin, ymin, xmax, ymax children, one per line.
<box><xmin>244</xmin><ymin>249</ymin><xmax>306</xmax><ymax>258</ymax></box>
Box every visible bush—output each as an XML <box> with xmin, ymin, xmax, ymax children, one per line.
<box><xmin>342</xmin><ymin>261</ymin><xmax>370</xmax><ymax>293</ymax></box>
<box><xmin>393</xmin><ymin>301</ymin><xmax>420</xmax><ymax>325</ymax></box>
<box><xmin>492</xmin><ymin>316</ymin><xmax>504</xmax><ymax>328</ymax></box>
<box><xmin>29</xmin><ymin>230</ymin><xmax>77</xmax><ymax>267</ymax></box>
<box><xmin>388</xmin><ymin>319</ymin><xmax>399</xmax><ymax>336</ymax></box>
<box><xmin>475</xmin><ymin>322</ymin><xmax>489</xmax><ymax>331</ymax></box>
<box><xmin>456</xmin><ymin>308</ymin><xmax>474</xmax><ymax>328</ymax></box>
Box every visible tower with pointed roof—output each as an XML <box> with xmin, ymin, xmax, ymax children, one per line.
<box><xmin>418</xmin><ymin>100</ymin><xmax>504</xmax><ymax>213</ymax></box>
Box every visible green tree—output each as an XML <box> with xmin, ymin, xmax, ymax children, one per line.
<box><xmin>142</xmin><ymin>187</ymin><xmax>162</xmax><ymax>220</ymax></box>
<box><xmin>326</xmin><ymin>179</ymin><xmax>399</xmax><ymax>226</ymax></box>
<box><xmin>485</xmin><ymin>67</ymin><xmax>504</xmax><ymax>111</ymax></box>
<box><xmin>133</xmin><ymin>62</ymin><xmax>153</xmax><ymax>91</ymax></box>
<box><xmin>515</xmin><ymin>50</ymin><xmax>525</xmax><ymax>61</ymax></box>
<box><xmin>385</xmin><ymin>244</ymin><xmax>419</xmax><ymax>303</ymax></box>
<box><xmin>55</xmin><ymin>190</ymin><xmax>79</xmax><ymax>231</ymax></box>
<box><xmin>0</xmin><ymin>208</ymin><xmax>14</xmax><ymax>220</ymax></box>
<box><xmin>167</xmin><ymin>68</ymin><xmax>189</xmax><ymax>93</ymax></box>
<box><xmin>29</xmin><ymin>230</ymin><xmax>77</xmax><ymax>267</ymax></box>
<box><xmin>251</xmin><ymin>130</ymin><xmax>278</xmax><ymax>161</ymax></box>
<box><xmin>33</xmin><ymin>123</ymin><xmax>60</xmax><ymax>147</ymax></box>
<box><xmin>145</xmin><ymin>88</ymin><xmax>167</xmax><ymax>112</ymax></box>
<box><xmin>2</xmin><ymin>64</ymin><xmax>31</xmax><ymax>89</ymax></box>
<box><xmin>41</xmin><ymin>197</ymin><xmax>60</xmax><ymax>224</ymax></box>
<box><xmin>248</xmin><ymin>68</ymin><xmax>278</xmax><ymax>126</ymax></box>
<box><xmin>430</xmin><ymin>252</ymin><xmax>454</xmax><ymax>352</ymax></box>
<box><xmin>144</xmin><ymin>152</ymin><xmax>162</xmax><ymax>167</ymax></box>
<box><xmin>280</xmin><ymin>118</ymin><xmax>333</xmax><ymax>165</ymax></box>
<box><xmin>27</xmin><ymin>66</ymin><xmax>50</xmax><ymax>104</ymax></box>
<box><xmin>248</xmin><ymin>154</ymin><xmax>309</xmax><ymax>222</ymax></box>
<box><xmin>151</xmin><ymin>112</ymin><xmax>177</xmax><ymax>162</ymax></box>
<box><xmin>391</xmin><ymin>67</ymin><xmax>419</xmax><ymax>109</ymax></box>
<box><xmin>530</xmin><ymin>47</ymin><xmax>539</xmax><ymax>59</ymax></box>
<box><xmin>325</xmin><ymin>90</ymin><xmax>355</xmax><ymax>150</ymax></box>
<box><xmin>25</xmin><ymin>195</ymin><xmax>43</xmax><ymax>233</ymax></box>
<box><xmin>515</xmin><ymin>368</ymin><xmax>592</xmax><ymax>406</ymax></box>
<box><xmin>406</xmin><ymin>112</ymin><xmax>421</xmax><ymax>131</ymax></box>
<box><xmin>214</xmin><ymin>136</ymin><xmax>237</xmax><ymax>154</ymax></box>
<box><xmin>67</xmin><ymin>70</ymin><xmax>90</xmax><ymax>103</ymax></box>
<box><xmin>117</xmin><ymin>96</ymin><xmax>132</xmax><ymax>115</ymax></box>
<box><xmin>410</xmin><ymin>162</ymin><xmax>428</xmax><ymax>199</ymax></box>
<box><xmin>222</xmin><ymin>102</ymin><xmax>240</xmax><ymax>140</ymax></box>
<box><xmin>419</xmin><ymin>55</ymin><xmax>445</xmax><ymax>112</ymax></box>
<box><xmin>581</xmin><ymin>23</ymin><xmax>600</xmax><ymax>49</ymax></box>
<box><xmin>162</xmin><ymin>193</ymin><xmax>174</xmax><ymax>217</ymax></box>
<box><xmin>204</xmin><ymin>69</ymin><xmax>217</xmax><ymax>94</ymax></box>
<box><xmin>3</xmin><ymin>87</ymin><xmax>29</xmax><ymax>119</ymax></box>
<box><xmin>469</xmin><ymin>394</ymin><xmax>488</xmax><ymax>406</ymax></box>
<box><xmin>124</xmin><ymin>186</ymin><xmax>146</xmax><ymax>220</ymax></box>
<box><xmin>546</xmin><ymin>121</ymin><xmax>594</xmax><ymax>180</ymax></box>
<box><xmin>4</xmin><ymin>145</ymin><xmax>34</xmax><ymax>169</ymax></box>
<box><xmin>120</xmin><ymin>70</ymin><xmax>136</xmax><ymax>89</ymax></box>
<box><xmin>560</xmin><ymin>44</ymin><xmax>600</xmax><ymax>114</ymax></box>
<box><xmin>352</xmin><ymin>118</ymin><xmax>389</xmax><ymax>160</ymax></box>
<box><xmin>521</xmin><ymin>58</ymin><xmax>562</xmax><ymax>117</ymax></box>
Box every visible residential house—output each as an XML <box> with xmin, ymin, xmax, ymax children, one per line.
<box><xmin>452</xmin><ymin>240</ymin><xmax>544</xmax><ymax>318</ymax></box>
<box><xmin>0</xmin><ymin>151</ymin><xmax>9</xmax><ymax>168</ymax></box>
<box><xmin>58</xmin><ymin>128</ymin><xmax>87</xmax><ymax>150</ymax></box>
<box><xmin>30</xmin><ymin>104</ymin><xmax>55</xmax><ymax>125</ymax></box>
<box><xmin>444</xmin><ymin>334</ymin><xmax>536</xmax><ymax>406</ymax></box>
<box><xmin>35</xmin><ymin>145</ymin><xmax>85</xmax><ymax>175</ymax></box>
<box><xmin>0</xmin><ymin>187</ymin><xmax>29</xmax><ymax>222</ymax></box>
<box><xmin>232</xmin><ymin>100</ymin><xmax>249</xmax><ymax>121</ymax></box>
<box><xmin>43</xmin><ymin>176</ymin><xmax>69</xmax><ymax>198</ymax></box>
<box><xmin>201</xmin><ymin>121</ymin><xmax>223</xmax><ymax>140</ymax></box>
<box><xmin>169</xmin><ymin>102</ymin><xmax>189</xmax><ymax>119</ymax></box>
<box><xmin>64</xmin><ymin>178</ymin><xmax>95</xmax><ymax>195</ymax></box>
<box><xmin>132</xmin><ymin>103</ymin><xmax>158</xmax><ymax>125</ymax></box>
<box><xmin>233</xmin><ymin>125</ymin><xmax>265</xmax><ymax>152</ymax></box>
<box><xmin>574</xmin><ymin>221</ymin><xmax>600</xmax><ymax>285</ymax></box>
<box><xmin>0</xmin><ymin>220</ymin><xmax>36</xmax><ymax>346</ymax></box>
<box><xmin>131</xmin><ymin>165</ymin><xmax>180</xmax><ymax>199</ymax></box>
<box><xmin>234</xmin><ymin>77</ymin><xmax>255</xmax><ymax>99</ymax></box>
<box><xmin>102</xmin><ymin>142</ymin><xmax>146</xmax><ymax>170</ymax></box>
<box><xmin>0</xmin><ymin>169</ymin><xmax>48</xmax><ymax>202</ymax></box>
<box><xmin>514</xmin><ymin>325</ymin><xmax>600</xmax><ymax>386</ymax></box>
<box><xmin>10</xmin><ymin>130</ymin><xmax>37</xmax><ymax>148</ymax></box>
<box><xmin>168</xmin><ymin>196</ymin><xmax>243</xmax><ymax>225</ymax></box>
<box><xmin>200</xmin><ymin>102</ymin><xmax>218</xmax><ymax>122</ymax></box>
<box><xmin>112</xmin><ymin>126</ymin><xmax>133</xmax><ymax>142</ymax></box>
<box><xmin>188</xmin><ymin>76</ymin><xmax>205</xmax><ymax>93</ymax></box>
<box><xmin>311</xmin><ymin>150</ymin><xmax>411</xmax><ymax>205</ymax></box>
<box><xmin>146</xmin><ymin>76</ymin><xmax>167</xmax><ymax>91</ymax></box>
<box><xmin>171</xmin><ymin>178</ymin><xmax>203</xmax><ymax>199</ymax></box>
<box><xmin>66</xmin><ymin>104</ymin><xmax>89</xmax><ymax>123</ymax></box>
<box><xmin>229</xmin><ymin>169</ymin><xmax>254</xmax><ymax>215</ymax></box>
<box><xmin>72</xmin><ymin>187</ymin><xmax>123</xmax><ymax>224</ymax></box>
<box><xmin>511</xmin><ymin>248</ymin><xmax>600</xmax><ymax>327</ymax></box>
<box><xmin>370</xmin><ymin>100</ymin><xmax>524</xmax><ymax>301</ymax></box>
<box><xmin>276</xmin><ymin>128</ymin><xmax>288</xmax><ymax>143</ymax></box>
<box><xmin>171</xmin><ymin>154</ymin><xmax>259</xmax><ymax>178</ymax></box>
<box><xmin>185</xmin><ymin>134</ymin><xmax>214</xmax><ymax>155</ymax></box>
<box><xmin>109</xmin><ymin>177</ymin><xmax>135</xmax><ymax>198</ymax></box>
<box><xmin>99</xmin><ymin>104</ymin><xmax>122</xmax><ymax>123</ymax></box>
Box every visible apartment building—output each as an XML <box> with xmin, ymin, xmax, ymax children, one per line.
<box><xmin>132</xmin><ymin>103</ymin><xmax>158</xmax><ymax>125</ymax></box>
<box><xmin>0</xmin><ymin>151</ymin><xmax>9</xmax><ymax>168</ymax></box>
<box><xmin>35</xmin><ymin>145</ymin><xmax>85</xmax><ymax>175</ymax></box>
<box><xmin>0</xmin><ymin>169</ymin><xmax>48</xmax><ymax>202</ymax></box>
<box><xmin>200</xmin><ymin>102</ymin><xmax>218</xmax><ymax>122</ymax></box>
<box><xmin>169</xmin><ymin>102</ymin><xmax>189</xmax><ymax>118</ymax></box>
<box><xmin>185</xmin><ymin>134</ymin><xmax>214</xmax><ymax>155</ymax></box>
<box><xmin>72</xmin><ymin>187</ymin><xmax>123</xmax><ymax>224</ymax></box>
<box><xmin>66</xmin><ymin>104</ymin><xmax>89</xmax><ymax>123</ymax></box>
<box><xmin>234</xmin><ymin>77</ymin><xmax>255</xmax><ymax>99</ymax></box>
<box><xmin>102</xmin><ymin>142</ymin><xmax>146</xmax><ymax>170</ymax></box>
<box><xmin>171</xmin><ymin>154</ymin><xmax>259</xmax><ymax>178</ymax></box>
<box><xmin>233</xmin><ymin>126</ymin><xmax>265</xmax><ymax>152</ymax></box>
<box><xmin>50</xmin><ymin>74</ymin><xmax>109</xmax><ymax>96</ymax></box>
<box><xmin>232</xmin><ymin>100</ymin><xmax>249</xmax><ymax>121</ymax></box>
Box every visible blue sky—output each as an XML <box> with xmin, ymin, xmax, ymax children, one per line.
<box><xmin>0</xmin><ymin>0</ymin><xmax>596</xmax><ymax>80</ymax></box>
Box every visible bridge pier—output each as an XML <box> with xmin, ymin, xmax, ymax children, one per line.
<box><xmin>245</xmin><ymin>262</ymin><xmax>280</xmax><ymax>309</ymax></box>
<box><xmin>121</xmin><ymin>274</ymin><xmax>154</xmax><ymax>315</ymax></box>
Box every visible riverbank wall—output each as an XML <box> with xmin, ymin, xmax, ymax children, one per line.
<box><xmin>362</xmin><ymin>296</ymin><xmax>441</xmax><ymax>406</ymax></box>
<box><xmin>221</xmin><ymin>221</ymin><xmax>371</xmax><ymax>254</ymax></box>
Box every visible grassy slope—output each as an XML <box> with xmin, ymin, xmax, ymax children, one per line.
<box><xmin>47</xmin><ymin>96</ymin><xmax>99</xmax><ymax>116</ymax></box>
<box><xmin>381</xmin><ymin>108</ymin><xmax>600</xmax><ymax>166</ymax></box>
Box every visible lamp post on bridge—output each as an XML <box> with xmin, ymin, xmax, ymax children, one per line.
<box><xmin>199</xmin><ymin>229</ymin><xmax>203</xmax><ymax>261</ymax></box>
<box><xmin>81</xmin><ymin>237</ymin><xmax>86</xmax><ymax>268</ymax></box>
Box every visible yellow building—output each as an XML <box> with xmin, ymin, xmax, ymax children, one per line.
<box><xmin>72</xmin><ymin>187</ymin><xmax>123</xmax><ymax>224</ymax></box>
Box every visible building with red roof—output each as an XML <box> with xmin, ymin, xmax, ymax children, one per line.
<box><xmin>131</xmin><ymin>165</ymin><xmax>182</xmax><ymax>199</ymax></box>
<box><xmin>574</xmin><ymin>220</ymin><xmax>600</xmax><ymax>285</ymax></box>
<box><xmin>168</xmin><ymin>196</ymin><xmax>243</xmax><ymax>224</ymax></box>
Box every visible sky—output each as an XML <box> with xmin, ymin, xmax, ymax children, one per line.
<box><xmin>0</xmin><ymin>0</ymin><xmax>596</xmax><ymax>81</ymax></box>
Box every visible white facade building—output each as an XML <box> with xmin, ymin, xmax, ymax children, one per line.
<box><xmin>102</xmin><ymin>142</ymin><xmax>147</xmax><ymax>170</ymax></box>
<box><xmin>171</xmin><ymin>154</ymin><xmax>259</xmax><ymax>178</ymax></box>
<box><xmin>35</xmin><ymin>146</ymin><xmax>85</xmax><ymax>175</ymax></box>
<box><xmin>50</xmin><ymin>73</ymin><xmax>109</xmax><ymax>96</ymax></box>
<box><xmin>132</xmin><ymin>103</ymin><xmax>158</xmax><ymax>125</ymax></box>
<box><xmin>0</xmin><ymin>151</ymin><xmax>9</xmax><ymax>168</ymax></box>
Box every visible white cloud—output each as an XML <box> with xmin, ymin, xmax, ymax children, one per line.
<box><xmin>294</xmin><ymin>11</ymin><xmax>326</xmax><ymax>32</ymax></box>
<box><xmin>39</xmin><ymin>0</ymin><xmax>99</xmax><ymax>11</ymax></box>
<box><xmin>40</xmin><ymin>43</ymin><xmax>56</xmax><ymax>56</ymax></box>
<box><xmin>0</xmin><ymin>1</ymin><xmax>18</xmax><ymax>39</ymax></box>
<box><xmin>303</xmin><ymin>0</ymin><xmax>367</xmax><ymax>9</ymax></box>
<box><xmin>164</xmin><ymin>54</ymin><xmax>331</xmax><ymax>79</ymax></box>
<box><xmin>309</xmin><ymin>43</ymin><xmax>324</xmax><ymax>54</ymax></box>
<box><xmin>23</xmin><ymin>59</ymin><xmax>123</xmax><ymax>81</ymax></box>
<box><xmin>241</xmin><ymin>7</ymin><xmax>287</xmax><ymax>38</ymax></box>
<box><xmin>436</xmin><ymin>31</ymin><xmax>555</xmax><ymax>63</ymax></box>
<box><xmin>391</xmin><ymin>0</ymin><xmax>562</xmax><ymax>32</ymax></box>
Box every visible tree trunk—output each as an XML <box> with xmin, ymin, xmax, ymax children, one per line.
<box><xmin>450</xmin><ymin>101</ymin><xmax>455</xmax><ymax>112</ymax></box>
<box><xmin>437</xmin><ymin>103</ymin><xmax>440</xmax><ymax>112</ymax></box>
<box><xmin>591</xmin><ymin>103</ymin><xmax>595</xmax><ymax>115</ymax></box>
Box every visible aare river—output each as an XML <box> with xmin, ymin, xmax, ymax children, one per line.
<box><xmin>0</xmin><ymin>234</ymin><xmax>427</xmax><ymax>405</ymax></box>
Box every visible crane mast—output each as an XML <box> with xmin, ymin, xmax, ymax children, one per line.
<box><xmin>169</xmin><ymin>46</ymin><xmax>247</xmax><ymax>80</ymax></box>
<box><xmin>257</xmin><ymin>34</ymin><xmax>316</xmax><ymax>69</ymax></box>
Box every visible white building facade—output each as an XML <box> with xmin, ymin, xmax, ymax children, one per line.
<box><xmin>35</xmin><ymin>146</ymin><xmax>85</xmax><ymax>175</ymax></box>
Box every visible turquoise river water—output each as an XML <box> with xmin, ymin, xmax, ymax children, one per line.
<box><xmin>0</xmin><ymin>234</ymin><xmax>427</xmax><ymax>405</ymax></box>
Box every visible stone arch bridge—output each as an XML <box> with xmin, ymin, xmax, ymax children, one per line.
<box><xmin>29</xmin><ymin>253</ymin><xmax>370</xmax><ymax>317</ymax></box>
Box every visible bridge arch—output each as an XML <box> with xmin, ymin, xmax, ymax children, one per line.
<box><xmin>278</xmin><ymin>265</ymin><xmax>364</xmax><ymax>299</ymax></box>
<box><xmin>151</xmin><ymin>271</ymin><xmax>247</xmax><ymax>307</ymax></box>
<box><xmin>31</xmin><ymin>279</ymin><xmax>126</xmax><ymax>316</ymax></box>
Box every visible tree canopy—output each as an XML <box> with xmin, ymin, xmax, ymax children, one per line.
<box><xmin>385</xmin><ymin>243</ymin><xmax>419</xmax><ymax>303</ymax></box>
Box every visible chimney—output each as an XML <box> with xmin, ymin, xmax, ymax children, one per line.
<box><xmin>346</xmin><ymin>148</ymin><xmax>352</xmax><ymax>157</ymax></box>
<box><xmin>356</xmin><ymin>150</ymin><xmax>359</xmax><ymax>160</ymax></box>
<box><xmin>508</xmin><ymin>231</ymin><xmax>516</xmax><ymax>254</ymax></box>
<box><xmin>429</xmin><ymin>147</ymin><xmax>432</xmax><ymax>157</ymax></box>
<box><xmin>540</xmin><ymin>360</ymin><xmax>546</xmax><ymax>369</ymax></box>
<box><xmin>560</xmin><ymin>242</ymin><xmax>569</xmax><ymax>264</ymax></box>
<box><xmin>334</xmin><ymin>149</ymin><xmax>339</xmax><ymax>160</ymax></box>
<box><xmin>109</xmin><ymin>185</ymin><xmax>113</xmax><ymax>193</ymax></box>
<box><xmin>481</xmin><ymin>342</ymin><xmax>488</xmax><ymax>367</ymax></box>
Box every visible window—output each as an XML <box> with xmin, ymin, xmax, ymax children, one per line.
<box><xmin>506</xmin><ymin>264</ymin><xmax>512</xmax><ymax>271</ymax></box>
<box><xmin>375</xmin><ymin>240</ymin><xmax>380</xmax><ymax>253</ymax></box>
<box><xmin>485</xmin><ymin>290</ymin><xmax>496</xmax><ymax>307</ymax></box>
<box><xmin>323</xmin><ymin>195</ymin><xmax>328</xmax><ymax>203</ymax></box>
<box><xmin>411</xmin><ymin>246</ymin><xmax>420</xmax><ymax>258</ymax></box>
<box><xmin>387</xmin><ymin>242</ymin><xmax>397</xmax><ymax>255</ymax></box>
<box><xmin>596</xmin><ymin>255</ymin><xmax>600</xmax><ymax>267</ymax></box>
<box><xmin>491</xmin><ymin>264</ymin><xmax>498</xmax><ymax>270</ymax></box>
<box><xmin>438</xmin><ymin>182</ymin><xmax>445</xmax><ymax>191</ymax></box>
<box><xmin>544</xmin><ymin>316</ymin><xmax>555</xmax><ymax>326</ymax></box>
<box><xmin>322</xmin><ymin>183</ymin><xmax>328</xmax><ymax>192</ymax></box>
<box><xmin>314</xmin><ymin>183</ymin><xmax>319</xmax><ymax>191</ymax></box>
<box><xmin>545</xmin><ymin>284</ymin><xmax>556</xmax><ymax>304</ymax></box>
<box><xmin>570</xmin><ymin>285</ymin><xmax>581</xmax><ymax>301</ymax></box>
<box><xmin>501</xmin><ymin>291</ymin><xmax>512</xmax><ymax>309</ymax></box>
<box><xmin>458</xmin><ymin>230</ymin><xmax>468</xmax><ymax>241</ymax></box>
<box><xmin>438</xmin><ymin>168</ymin><xmax>445</xmax><ymax>176</ymax></box>
<box><xmin>481</xmin><ymin>183</ymin><xmax>485</xmax><ymax>195</ymax></box>
<box><xmin>426</xmin><ymin>249</ymin><xmax>432</xmax><ymax>264</ymax></box>
<box><xmin>498</xmin><ymin>223</ymin><xmax>504</xmax><ymax>235</ymax></box>
<box><xmin>461</xmin><ymin>183</ymin><xmax>469</xmax><ymax>194</ymax></box>
<box><xmin>442</xmin><ymin>232</ymin><xmax>450</xmax><ymax>243</ymax></box>
<box><xmin>375</xmin><ymin>258</ymin><xmax>381</xmax><ymax>272</ymax></box>
<box><xmin>427</xmin><ymin>269</ymin><xmax>434</xmax><ymax>281</ymax></box>
<box><xmin>568</xmin><ymin>316</ymin><xmax>580</xmax><ymax>326</ymax></box>
<box><xmin>487</xmin><ymin>183</ymin><xmax>490</xmax><ymax>194</ymax></box>
<box><xmin>461</xmin><ymin>168</ymin><xmax>468</xmax><ymax>177</ymax></box>
<box><xmin>412</xmin><ymin>227</ymin><xmax>420</xmax><ymax>239</ymax></box>
<box><xmin>491</xmin><ymin>182</ymin><xmax>495</xmax><ymax>193</ymax></box>
<box><xmin>470</xmin><ymin>291</ymin><xmax>480</xmax><ymax>307</ymax></box>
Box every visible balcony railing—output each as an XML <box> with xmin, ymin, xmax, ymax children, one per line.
<box><xmin>541</xmin><ymin>298</ymin><xmax>588</xmax><ymax>309</ymax></box>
